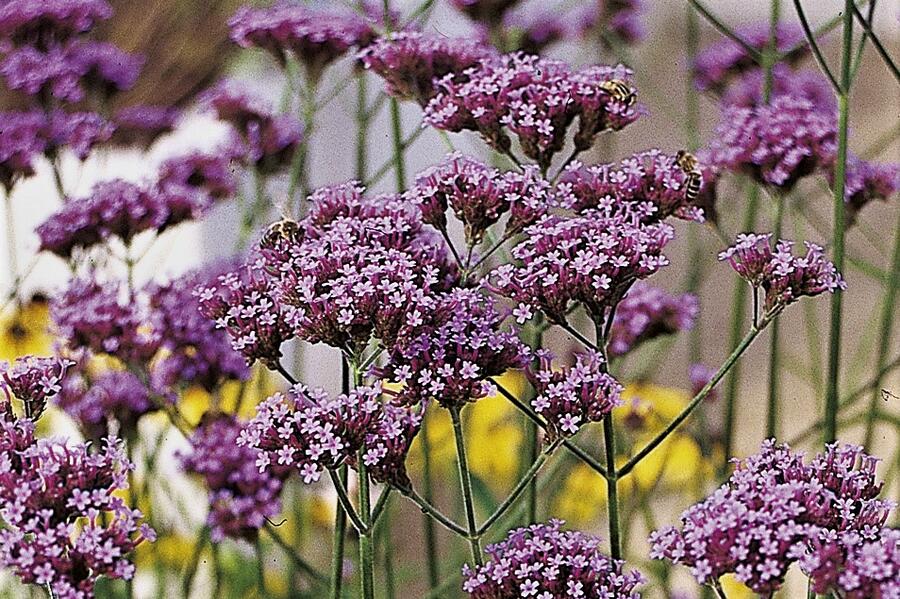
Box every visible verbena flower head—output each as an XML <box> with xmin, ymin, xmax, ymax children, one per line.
<box><xmin>195</xmin><ymin>258</ymin><xmax>295</xmax><ymax>369</ymax></box>
<box><xmin>425</xmin><ymin>53</ymin><xmax>640</xmax><ymax>170</ymax></box>
<box><xmin>498</xmin><ymin>8</ymin><xmax>567</xmax><ymax>55</ymax></box>
<box><xmin>706</xmin><ymin>95</ymin><xmax>837</xmax><ymax>190</ymax></box>
<box><xmin>833</xmin><ymin>156</ymin><xmax>900</xmax><ymax>225</ymax></box>
<box><xmin>110</xmin><ymin>104</ymin><xmax>180</xmax><ymax>148</ymax></box>
<box><xmin>649</xmin><ymin>440</ymin><xmax>893</xmax><ymax>595</ymax></box>
<box><xmin>693</xmin><ymin>23</ymin><xmax>805</xmax><ymax>92</ymax></box>
<box><xmin>450</xmin><ymin>0</ymin><xmax>522</xmax><ymax>25</ymax></box>
<box><xmin>0</xmin><ymin>0</ymin><xmax>112</xmax><ymax>46</ymax></box>
<box><xmin>722</xmin><ymin>65</ymin><xmax>836</xmax><ymax>111</ymax></box>
<box><xmin>52</xmin><ymin>278</ymin><xmax>161</xmax><ymax>364</ymax></box>
<box><xmin>67</xmin><ymin>40</ymin><xmax>143</xmax><ymax>99</ymax></box>
<box><xmin>405</xmin><ymin>152</ymin><xmax>553</xmax><ymax>244</ymax></box>
<box><xmin>557</xmin><ymin>149</ymin><xmax>708</xmax><ymax>223</ymax></box>
<box><xmin>229</xmin><ymin>2</ymin><xmax>373</xmax><ymax>81</ymax></box>
<box><xmin>157</xmin><ymin>146</ymin><xmax>241</xmax><ymax>200</ymax></box>
<box><xmin>608</xmin><ymin>282</ymin><xmax>699</xmax><ymax>357</ymax></box>
<box><xmin>0</xmin><ymin>415</ymin><xmax>154</xmax><ymax>598</ymax></box>
<box><xmin>45</xmin><ymin>110</ymin><xmax>114</xmax><ymax>160</ymax></box>
<box><xmin>377</xmin><ymin>288</ymin><xmax>527</xmax><ymax>408</ymax></box>
<box><xmin>462</xmin><ymin>519</ymin><xmax>645</xmax><ymax>598</ymax></box>
<box><xmin>492</xmin><ymin>210</ymin><xmax>674</xmax><ymax>324</ymax></box>
<box><xmin>526</xmin><ymin>350</ymin><xmax>622</xmax><ymax>442</ymax></box>
<box><xmin>359</xmin><ymin>31</ymin><xmax>494</xmax><ymax>106</ymax></box>
<box><xmin>180</xmin><ymin>413</ymin><xmax>287</xmax><ymax>542</ymax></box>
<box><xmin>802</xmin><ymin>528</ymin><xmax>900</xmax><ymax>599</ymax></box>
<box><xmin>57</xmin><ymin>368</ymin><xmax>153</xmax><ymax>439</ymax></box>
<box><xmin>239</xmin><ymin>383</ymin><xmax>421</xmax><ymax>491</ymax></box>
<box><xmin>0</xmin><ymin>111</ymin><xmax>46</xmax><ymax>191</ymax></box>
<box><xmin>37</xmin><ymin>179</ymin><xmax>167</xmax><ymax>256</ymax></box>
<box><xmin>574</xmin><ymin>0</ymin><xmax>644</xmax><ymax>47</ymax></box>
<box><xmin>148</xmin><ymin>265</ymin><xmax>250</xmax><ymax>395</ymax></box>
<box><xmin>719</xmin><ymin>233</ymin><xmax>845</xmax><ymax>314</ymax></box>
<box><xmin>259</xmin><ymin>182</ymin><xmax>455</xmax><ymax>355</ymax></box>
<box><xmin>1</xmin><ymin>356</ymin><xmax>72</xmax><ymax>420</ymax></box>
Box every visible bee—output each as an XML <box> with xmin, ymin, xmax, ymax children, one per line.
<box><xmin>599</xmin><ymin>79</ymin><xmax>636</xmax><ymax>107</ymax></box>
<box><xmin>675</xmin><ymin>150</ymin><xmax>703</xmax><ymax>205</ymax></box>
<box><xmin>261</xmin><ymin>218</ymin><xmax>301</xmax><ymax>248</ymax></box>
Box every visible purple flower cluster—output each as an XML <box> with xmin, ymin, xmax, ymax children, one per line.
<box><xmin>157</xmin><ymin>145</ymin><xmax>241</xmax><ymax>200</ymax></box>
<box><xmin>1</xmin><ymin>355</ymin><xmax>72</xmax><ymax>420</ymax></box>
<box><xmin>492</xmin><ymin>209</ymin><xmax>674</xmax><ymax>324</ymax></box>
<box><xmin>557</xmin><ymin>149</ymin><xmax>708</xmax><ymax>222</ymax></box>
<box><xmin>111</xmin><ymin>104</ymin><xmax>180</xmax><ymax>148</ymax></box>
<box><xmin>650</xmin><ymin>441</ymin><xmax>894</xmax><ymax>595</ymax></box>
<box><xmin>803</xmin><ymin>528</ymin><xmax>899</xmax><ymax>598</ymax></box>
<box><xmin>425</xmin><ymin>53</ymin><xmax>640</xmax><ymax>170</ymax></box>
<box><xmin>450</xmin><ymin>0</ymin><xmax>522</xmax><ymax>26</ymax></box>
<box><xmin>0</xmin><ymin>0</ymin><xmax>112</xmax><ymax>45</ymax></box>
<box><xmin>526</xmin><ymin>351</ymin><xmax>622</xmax><ymax>442</ymax></box>
<box><xmin>258</xmin><ymin>182</ymin><xmax>455</xmax><ymax>355</ymax></box>
<box><xmin>204</xmin><ymin>81</ymin><xmax>303</xmax><ymax>174</ymax></box>
<box><xmin>719</xmin><ymin>233</ymin><xmax>845</xmax><ymax>314</ymax></box>
<box><xmin>57</xmin><ymin>368</ymin><xmax>153</xmax><ymax>439</ymax></box>
<box><xmin>359</xmin><ymin>31</ymin><xmax>494</xmax><ymax>106</ymax></box>
<box><xmin>722</xmin><ymin>64</ymin><xmax>835</xmax><ymax>111</ymax></box>
<box><xmin>37</xmin><ymin>178</ymin><xmax>211</xmax><ymax>257</ymax></box>
<box><xmin>498</xmin><ymin>8</ymin><xmax>567</xmax><ymax>55</ymax></box>
<box><xmin>147</xmin><ymin>266</ymin><xmax>250</xmax><ymax>394</ymax></box>
<box><xmin>0</xmin><ymin>404</ymin><xmax>154</xmax><ymax>598</ymax></box>
<box><xmin>706</xmin><ymin>96</ymin><xmax>837</xmax><ymax>190</ymax></box>
<box><xmin>180</xmin><ymin>413</ymin><xmax>287</xmax><ymax>542</ymax></box>
<box><xmin>239</xmin><ymin>383</ymin><xmax>421</xmax><ymax>491</ymax></box>
<box><xmin>462</xmin><ymin>519</ymin><xmax>644</xmax><ymax>598</ymax></box>
<box><xmin>377</xmin><ymin>288</ymin><xmax>527</xmax><ymax>408</ymax></box>
<box><xmin>693</xmin><ymin>23</ymin><xmax>805</xmax><ymax>92</ymax></box>
<box><xmin>608</xmin><ymin>282</ymin><xmax>699</xmax><ymax>357</ymax></box>
<box><xmin>405</xmin><ymin>153</ymin><xmax>553</xmax><ymax>244</ymax></box>
<box><xmin>575</xmin><ymin>0</ymin><xmax>644</xmax><ymax>47</ymax></box>
<box><xmin>229</xmin><ymin>2</ymin><xmax>373</xmax><ymax>81</ymax></box>
<box><xmin>834</xmin><ymin>156</ymin><xmax>900</xmax><ymax>224</ymax></box>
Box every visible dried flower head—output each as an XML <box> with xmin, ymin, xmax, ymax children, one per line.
<box><xmin>462</xmin><ymin>519</ymin><xmax>644</xmax><ymax>598</ymax></box>
<box><xmin>608</xmin><ymin>282</ymin><xmax>699</xmax><ymax>357</ymax></box>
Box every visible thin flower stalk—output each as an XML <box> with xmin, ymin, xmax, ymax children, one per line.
<box><xmin>450</xmin><ymin>406</ymin><xmax>484</xmax><ymax>565</ymax></box>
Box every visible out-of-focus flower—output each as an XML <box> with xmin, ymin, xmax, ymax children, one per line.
<box><xmin>719</xmin><ymin>233</ymin><xmax>845</xmax><ymax>314</ymax></box>
<box><xmin>722</xmin><ymin>65</ymin><xmax>835</xmax><ymax>111</ymax></box>
<box><xmin>1</xmin><ymin>355</ymin><xmax>72</xmax><ymax>419</ymax></box>
<box><xmin>180</xmin><ymin>412</ymin><xmax>288</xmax><ymax>542</ymax></box>
<box><xmin>689</xmin><ymin>363</ymin><xmax>718</xmax><ymax>402</ymax></box>
<box><xmin>360</xmin><ymin>31</ymin><xmax>494</xmax><ymax>106</ymax></box>
<box><xmin>705</xmin><ymin>95</ymin><xmax>837</xmax><ymax>190</ymax></box>
<box><xmin>574</xmin><ymin>0</ymin><xmax>644</xmax><ymax>48</ymax></box>
<box><xmin>425</xmin><ymin>53</ymin><xmax>640</xmax><ymax>170</ymax></box>
<box><xmin>229</xmin><ymin>2</ymin><xmax>373</xmax><ymax>82</ymax></box>
<box><xmin>157</xmin><ymin>146</ymin><xmax>241</xmax><ymax>200</ymax></box>
<box><xmin>0</xmin><ymin>0</ymin><xmax>112</xmax><ymax>46</ymax></box>
<box><xmin>0</xmin><ymin>294</ymin><xmax>52</xmax><ymax>360</ymax></box>
<box><xmin>450</xmin><ymin>0</ymin><xmax>523</xmax><ymax>26</ymax></box>
<box><xmin>57</xmin><ymin>367</ymin><xmax>153</xmax><ymax>439</ymax></box>
<box><xmin>404</xmin><ymin>152</ymin><xmax>552</xmax><ymax>244</ymax></box>
<box><xmin>110</xmin><ymin>104</ymin><xmax>180</xmax><ymax>148</ymax></box>
<box><xmin>491</xmin><ymin>210</ymin><xmax>674</xmax><ymax>324</ymax></box>
<box><xmin>462</xmin><ymin>519</ymin><xmax>644</xmax><ymax>598</ymax></box>
<box><xmin>831</xmin><ymin>155</ymin><xmax>900</xmax><ymax>225</ymax></box>
<box><xmin>240</xmin><ymin>383</ymin><xmax>421</xmax><ymax>491</ymax></box>
<box><xmin>649</xmin><ymin>441</ymin><xmax>894</xmax><ymax>595</ymax></box>
<box><xmin>0</xmin><ymin>111</ymin><xmax>46</xmax><ymax>191</ymax></box>
<box><xmin>692</xmin><ymin>23</ymin><xmax>805</xmax><ymax>93</ymax></box>
<box><xmin>526</xmin><ymin>350</ymin><xmax>622</xmax><ymax>441</ymax></box>
<box><xmin>557</xmin><ymin>149</ymin><xmax>708</xmax><ymax>223</ymax></box>
<box><xmin>0</xmin><ymin>407</ymin><xmax>154</xmax><ymax>598</ymax></box>
<box><xmin>608</xmin><ymin>282</ymin><xmax>699</xmax><ymax>357</ymax></box>
<box><xmin>44</xmin><ymin>110</ymin><xmax>114</xmax><ymax>160</ymax></box>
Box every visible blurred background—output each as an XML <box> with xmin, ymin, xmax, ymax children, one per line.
<box><xmin>0</xmin><ymin>0</ymin><xmax>897</xmax><ymax>597</ymax></box>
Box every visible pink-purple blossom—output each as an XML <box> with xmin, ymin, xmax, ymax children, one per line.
<box><xmin>110</xmin><ymin>104</ymin><xmax>180</xmax><ymax>148</ymax></box>
<box><xmin>462</xmin><ymin>519</ymin><xmax>644</xmax><ymax>598</ymax></box>
<box><xmin>833</xmin><ymin>155</ymin><xmax>900</xmax><ymax>224</ymax></box>
<box><xmin>1</xmin><ymin>355</ymin><xmax>72</xmax><ymax>420</ymax></box>
<box><xmin>0</xmin><ymin>111</ymin><xmax>46</xmax><ymax>190</ymax></box>
<box><xmin>608</xmin><ymin>282</ymin><xmax>699</xmax><ymax>357</ymax></box>
<box><xmin>449</xmin><ymin>0</ymin><xmax>522</xmax><ymax>25</ymax></box>
<box><xmin>57</xmin><ymin>368</ymin><xmax>153</xmax><ymax>439</ymax></box>
<box><xmin>0</xmin><ymin>0</ymin><xmax>112</xmax><ymax>46</ymax></box>
<box><xmin>722</xmin><ymin>65</ymin><xmax>836</xmax><ymax>111</ymax></box>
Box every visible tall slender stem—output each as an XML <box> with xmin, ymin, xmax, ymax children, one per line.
<box><xmin>602</xmin><ymin>414</ymin><xmax>621</xmax><ymax>559</ymax></box>
<box><xmin>419</xmin><ymin>412</ymin><xmax>440</xmax><ymax>589</ymax></box>
<box><xmin>824</xmin><ymin>1</ymin><xmax>854</xmax><ymax>444</ymax></box>
<box><xmin>862</xmin><ymin>208</ymin><xmax>900</xmax><ymax>449</ymax></box>
<box><xmin>766</xmin><ymin>190</ymin><xmax>785</xmax><ymax>438</ymax></box>
<box><xmin>450</xmin><ymin>406</ymin><xmax>483</xmax><ymax>565</ymax></box>
<box><xmin>351</xmin><ymin>360</ymin><xmax>375</xmax><ymax>599</ymax></box>
<box><xmin>329</xmin><ymin>465</ymin><xmax>348</xmax><ymax>599</ymax></box>
<box><xmin>287</xmin><ymin>78</ymin><xmax>317</xmax><ymax>216</ymax></box>
<box><xmin>684</xmin><ymin>3</ymin><xmax>703</xmax><ymax>363</ymax></box>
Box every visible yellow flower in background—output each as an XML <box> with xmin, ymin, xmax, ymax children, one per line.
<box><xmin>0</xmin><ymin>296</ymin><xmax>52</xmax><ymax>361</ymax></box>
<box><xmin>554</xmin><ymin>462</ymin><xmax>606</xmax><ymax>525</ymax></box>
<box><xmin>721</xmin><ymin>574</ymin><xmax>754</xmax><ymax>598</ymax></box>
<box><xmin>179</xmin><ymin>366</ymin><xmax>277</xmax><ymax>426</ymax></box>
<box><xmin>134</xmin><ymin>533</ymin><xmax>196</xmax><ymax>570</ymax></box>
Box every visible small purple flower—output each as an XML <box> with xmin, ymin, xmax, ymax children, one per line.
<box><xmin>705</xmin><ymin>95</ymin><xmax>837</xmax><ymax>190</ymax></box>
<box><xmin>229</xmin><ymin>2</ymin><xmax>373</xmax><ymax>82</ymax></box>
<box><xmin>424</xmin><ymin>53</ymin><xmax>640</xmax><ymax>170</ymax></box>
<box><xmin>110</xmin><ymin>104</ymin><xmax>180</xmax><ymax>148</ymax></box>
<box><xmin>608</xmin><ymin>282</ymin><xmax>699</xmax><ymax>357</ymax></box>
<box><xmin>0</xmin><ymin>111</ymin><xmax>46</xmax><ymax>191</ymax></box>
<box><xmin>462</xmin><ymin>519</ymin><xmax>644</xmax><ymax>598</ymax></box>
<box><xmin>1</xmin><ymin>356</ymin><xmax>72</xmax><ymax>420</ymax></box>
<box><xmin>526</xmin><ymin>350</ymin><xmax>622</xmax><ymax>442</ymax></box>
<box><xmin>0</xmin><ymin>0</ymin><xmax>112</xmax><ymax>46</ymax></box>
<box><xmin>693</xmin><ymin>23</ymin><xmax>806</xmax><ymax>92</ymax></box>
<box><xmin>56</xmin><ymin>368</ymin><xmax>153</xmax><ymax>439</ymax></box>
<box><xmin>377</xmin><ymin>288</ymin><xmax>527</xmax><ymax>408</ymax></box>
<box><xmin>180</xmin><ymin>413</ymin><xmax>288</xmax><ymax>542</ymax></box>
<box><xmin>832</xmin><ymin>155</ymin><xmax>900</xmax><ymax>225</ymax></box>
<box><xmin>359</xmin><ymin>31</ymin><xmax>495</xmax><ymax>106</ymax></box>
<box><xmin>719</xmin><ymin>233</ymin><xmax>845</xmax><ymax>314</ymax></box>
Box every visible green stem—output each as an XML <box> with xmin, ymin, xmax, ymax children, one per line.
<box><xmin>450</xmin><ymin>406</ymin><xmax>483</xmax><ymax>565</ymax></box>
<box><xmin>329</xmin><ymin>465</ymin><xmax>348</xmax><ymax>599</ymax></box>
<box><xmin>686</xmin><ymin>0</ymin><xmax>763</xmax><ymax>62</ymax></box>
<box><xmin>862</xmin><ymin>207</ymin><xmax>900</xmax><ymax>449</ymax></box>
<box><xmin>766</xmin><ymin>191</ymin><xmax>785</xmax><ymax>439</ymax></box>
<box><xmin>419</xmin><ymin>413</ymin><xmax>441</xmax><ymax>589</ymax></box>
<box><xmin>388</xmin><ymin>98</ymin><xmax>406</xmax><ymax>190</ymax></box>
<box><xmin>255</xmin><ymin>537</ymin><xmax>267</xmax><ymax>596</ymax></box>
<box><xmin>602</xmin><ymin>414</ymin><xmax>621</xmax><ymax>560</ymax></box>
<box><xmin>684</xmin><ymin>2</ymin><xmax>703</xmax><ymax>364</ymax></box>
<box><xmin>352</xmin><ymin>360</ymin><xmax>375</xmax><ymax>599</ymax></box>
<box><xmin>824</xmin><ymin>2</ymin><xmax>854</xmax><ymax>444</ymax></box>
<box><xmin>287</xmin><ymin>79</ymin><xmax>317</xmax><ymax>215</ymax></box>
<box><xmin>263</xmin><ymin>523</ymin><xmax>327</xmax><ymax>585</ymax></box>
<box><xmin>402</xmin><ymin>489</ymin><xmax>469</xmax><ymax>537</ymax></box>
<box><xmin>355</xmin><ymin>74</ymin><xmax>368</xmax><ymax>182</ymax></box>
